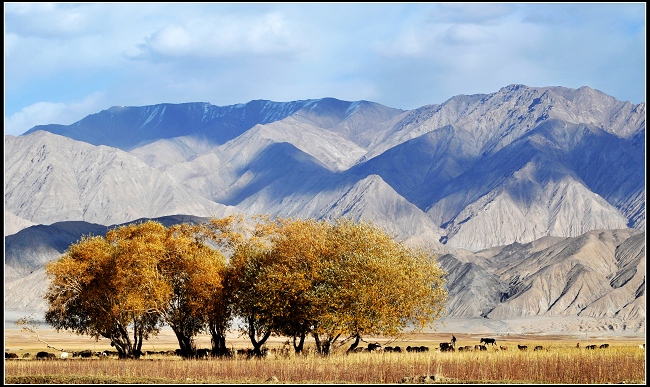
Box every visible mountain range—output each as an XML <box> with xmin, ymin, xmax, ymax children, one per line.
<box><xmin>4</xmin><ymin>84</ymin><xmax>645</xmax><ymax>333</ymax></box>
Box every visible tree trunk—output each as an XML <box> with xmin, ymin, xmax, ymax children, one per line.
<box><xmin>293</xmin><ymin>333</ymin><xmax>306</xmax><ymax>354</ymax></box>
<box><xmin>108</xmin><ymin>324</ymin><xmax>143</xmax><ymax>359</ymax></box>
<box><xmin>210</xmin><ymin>332</ymin><xmax>229</xmax><ymax>357</ymax></box>
<box><xmin>172</xmin><ymin>329</ymin><xmax>196</xmax><ymax>359</ymax></box>
<box><xmin>346</xmin><ymin>334</ymin><xmax>361</xmax><ymax>354</ymax></box>
<box><xmin>248</xmin><ymin>316</ymin><xmax>271</xmax><ymax>357</ymax></box>
<box><xmin>313</xmin><ymin>332</ymin><xmax>332</xmax><ymax>355</ymax></box>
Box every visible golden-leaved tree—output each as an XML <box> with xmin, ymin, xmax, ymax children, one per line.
<box><xmin>45</xmin><ymin>215</ymin><xmax>446</xmax><ymax>359</ymax></box>
<box><xmin>44</xmin><ymin>220</ymin><xmax>228</xmax><ymax>359</ymax></box>
<box><xmin>206</xmin><ymin>214</ymin><xmax>280</xmax><ymax>357</ymax></box>
<box><xmin>45</xmin><ymin>221</ymin><xmax>171</xmax><ymax>358</ymax></box>
<box><xmin>312</xmin><ymin>218</ymin><xmax>447</xmax><ymax>354</ymax></box>
<box><xmin>240</xmin><ymin>216</ymin><xmax>330</xmax><ymax>354</ymax></box>
<box><xmin>207</xmin><ymin>215</ymin><xmax>447</xmax><ymax>356</ymax></box>
<box><xmin>157</xmin><ymin>223</ymin><xmax>228</xmax><ymax>358</ymax></box>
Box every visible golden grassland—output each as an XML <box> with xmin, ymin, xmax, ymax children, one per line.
<box><xmin>4</xmin><ymin>328</ymin><xmax>646</xmax><ymax>384</ymax></box>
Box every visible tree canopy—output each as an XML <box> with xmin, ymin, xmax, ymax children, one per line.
<box><xmin>44</xmin><ymin>215</ymin><xmax>447</xmax><ymax>358</ymax></box>
<box><xmin>44</xmin><ymin>220</ymin><xmax>229</xmax><ymax>358</ymax></box>
<box><xmin>205</xmin><ymin>215</ymin><xmax>448</xmax><ymax>355</ymax></box>
<box><xmin>45</xmin><ymin>221</ymin><xmax>169</xmax><ymax>358</ymax></box>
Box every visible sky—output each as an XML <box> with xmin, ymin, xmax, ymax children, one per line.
<box><xmin>4</xmin><ymin>2</ymin><xmax>646</xmax><ymax>136</ymax></box>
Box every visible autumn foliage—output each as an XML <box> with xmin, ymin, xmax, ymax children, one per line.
<box><xmin>44</xmin><ymin>215</ymin><xmax>447</xmax><ymax>358</ymax></box>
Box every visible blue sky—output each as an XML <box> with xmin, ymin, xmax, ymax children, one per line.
<box><xmin>4</xmin><ymin>3</ymin><xmax>646</xmax><ymax>136</ymax></box>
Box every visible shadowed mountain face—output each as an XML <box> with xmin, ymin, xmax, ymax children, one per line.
<box><xmin>5</xmin><ymin>84</ymin><xmax>645</xmax><ymax>332</ymax></box>
<box><xmin>23</xmin><ymin>100</ymin><xmax>317</xmax><ymax>150</ymax></box>
<box><xmin>8</xmin><ymin>84</ymin><xmax>643</xmax><ymax>248</ymax></box>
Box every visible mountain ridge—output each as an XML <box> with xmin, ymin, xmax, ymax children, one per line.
<box><xmin>5</xmin><ymin>84</ymin><xmax>645</xmax><ymax>333</ymax></box>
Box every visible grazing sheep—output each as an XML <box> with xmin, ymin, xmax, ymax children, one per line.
<box><xmin>60</xmin><ymin>352</ymin><xmax>69</xmax><ymax>359</ymax></box>
<box><xmin>533</xmin><ymin>346</ymin><xmax>543</xmax><ymax>351</ymax></box>
<box><xmin>599</xmin><ymin>344</ymin><xmax>609</xmax><ymax>349</ymax></box>
<box><xmin>517</xmin><ymin>345</ymin><xmax>528</xmax><ymax>351</ymax></box>
<box><xmin>585</xmin><ymin>345</ymin><xmax>597</xmax><ymax>350</ymax></box>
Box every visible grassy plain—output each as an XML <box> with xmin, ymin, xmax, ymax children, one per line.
<box><xmin>4</xmin><ymin>328</ymin><xmax>646</xmax><ymax>384</ymax></box>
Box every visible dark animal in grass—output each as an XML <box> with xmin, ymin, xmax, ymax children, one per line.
<box><xmin>517</xmin><ymin>345</ymin><xmax>528</xmax><ymax>351</ymax></box>
<box><xmin>480</xmin><ymin>338</ymin><xmax>496</xmax><ymax>346</ymax></box>
<box><xmin>196</xmin><ymin>348</ymin><xmax>211</xmax><ymax>358</ymax></box>
<box><xmin>439</xmin><ymin>342</ymin><xmax>455</xmax><ymax>352</ymax></box>
<box><xmin>36</xmin><ymin>351</ymin><xmax>56</xmax><ymax>359</ymax></box>
<box><xmin>367</xmin><ymin>343</ymin><xmax>382</xmax><ymax>352</ymax></box>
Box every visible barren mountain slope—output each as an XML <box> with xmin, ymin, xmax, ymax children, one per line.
<box><xmin>4</xmin><ymin>132</ymin><xmax>235</xmax><ymax>226</ymax></box>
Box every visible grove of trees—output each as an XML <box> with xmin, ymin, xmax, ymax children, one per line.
<box><xmin>44</xmin><ymin>214</ymin><xmax>447</xmax><ymax>359</ymax></box>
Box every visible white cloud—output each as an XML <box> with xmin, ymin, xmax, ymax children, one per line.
<box><xmin>3</xmin><ymin>3</ymin><xmax>645</xmax><ymax>131</ymax></box>
<box><xmin>3</xmin><ymin>33</ymin><xmax>19</xmax><ymax>57</ymax></box>
<box><xmin>138</xmin><ymin>12</ymin><xmax>302</xmax><ymax>59</ymax></box>
<box><xmin>4</xmin><ymin>3</ymin><xmax>94</xmax><ymax>38</ymax></box>
<box><xmin>4</xmin><ymin>93</ymin><xmax>106</xmax><ymax>136</ymax></box>
<box><xmin>147</xmin><ymin>24</ymin><xmax>193</xmax><ymax>56</ymax></box>
<box><xmin>427</xmin><ymin>3</ymin><xmax>516</xmax><ymax>25</ymax></box>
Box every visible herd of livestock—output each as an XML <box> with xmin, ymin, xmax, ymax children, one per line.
<box><xmin>5</xmin><ymin>337</ymin><xmax>634</xmax><ymax>360</ymax></box>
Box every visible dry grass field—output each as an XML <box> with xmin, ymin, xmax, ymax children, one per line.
<box><xmin>4</xmin><ymin>327</ymin><xmax>646</xmax><ymax>384</ymax></box>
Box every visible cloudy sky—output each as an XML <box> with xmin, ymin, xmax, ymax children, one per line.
<box><xmin>4</xmin><ymin>3</ymin><xmax>646</xmax><ymax>136</ymax></box>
